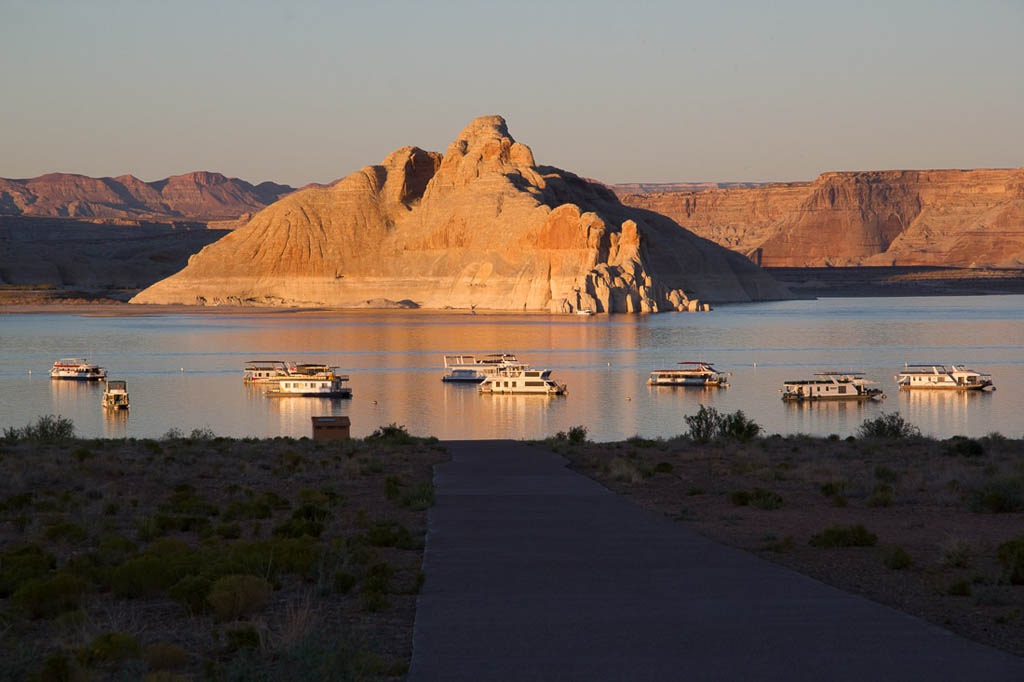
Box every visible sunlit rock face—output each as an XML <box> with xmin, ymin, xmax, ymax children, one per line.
<box><xmin>619</xmin><ymin>168</ymin><xmax>1024</xmax><ymax>268</ymax></box>
<box><xmin>132</xmin><ymin>116</ymin><xmax>790</xmax><ymax>311</ymax></box>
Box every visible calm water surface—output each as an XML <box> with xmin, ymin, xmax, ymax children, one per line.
<box><xmin>1</xmin><ymin>296</ymin><xmax>1023</xmax><ymax>441</ymax></box>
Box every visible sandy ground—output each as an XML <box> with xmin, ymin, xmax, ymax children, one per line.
<box><xmin>549</xmin><ymin>433</ymin><xmax>1024</xmax><ymax>657</ymax></box>
<box><xmin>0</xmin><ymin>426</ymin><xmax>447</xmax><ymax>680</ymax></box>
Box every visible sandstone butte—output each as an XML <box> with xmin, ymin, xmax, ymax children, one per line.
<box><xmin>618</xmin><ymin>168</ymin><xmax>1024</xmax><ymax>268</ymax></box>
<box><xmin>0</xmin><ymin>171</ymin><xmax>294</xmax><ymax>222</ymax></box>
<box><xmin>131</xmin><ymin>117</ymin><xmax>791</xmax><ymax>313</ymax></box>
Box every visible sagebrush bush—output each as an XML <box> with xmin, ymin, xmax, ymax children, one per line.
<box><xmin>685</xmin><ymin>405</ymin><xmax>721</xmax><ymax>444</ymax></box>
<box><xmin>365</xmin><ymin>423</ymin><xmax>413</xmax><ymax>445</ymax></box>
<box><xmin>809</xmin><ymin>524</ymin><xmax>878</xmax><ymax>548</ymax></box>
<box><xmin>207</xmin><ymin>574</ymin><xmax>272</xmax><ymax>621</ymax></box>
<box><xmin>45</xmin><ymin>520</ymin><xmax>89</xmax><ymax>544</ymax></box>
<box><xmin>857</xmin><ymin>412</ymin><xmax>920</xmax><ymax>439</ymax></box>
<box><xmin>880</xmin><ymin>545</ymin><xmax>914</xmax><ymax>570</ymax></box>
<box><xmin>967</xmin><ymin>478</ymin><xmax>1024</xmax><ymax>513</ymax></box>
<box><xmin>144</xmin><ymin>642</ymin><xmax>189</xmax><ymax>671</ymax></box>
<box><xmin>77</xmin><ymin>631</ymin><xmax>142</xmax><ymax>665</ymax></box>
<box><xmin>273</xmin><ymin>504</ymin><xmax>330</xmax><ymax>538</ymax></box>
<box><xmin>996</xmin><ymin>537</ymin><xmax>1024</xmax><ymax>584</ymax></box>
<box><xmin>717</xmin><ymin>410</ymin><xmax>761</xmax><ymax>442</ymax></box>
<box><xmin>567</xmin><ymin>425</ymin><xmax>588</xmax><ymax>444</ymax></box>
<box><xmin>226</xmin><ymin>625</ymin><xmax>261</xmax><ymax>652</ymax></box>
<box><xmin>168</xmin><ymin>574</ymin><xmax>213</xmax><ymax>613</ymax></box>
<box><xmin>399</xmin><ymin>482</ymin><xmax>435</xmax><ymax>511</ymax></box>
<box><xmin>12</xmin><ymin>572</ymin><xmax>88</xmax><ymax>619</ymax></box>
<box><xmin>3</xmin><ymin>414</ymin><xmax>75</xmax><ymax>442</ymax></box>
<box><xmin>944</xmin><ymin>437</ymin><xmax>986</xmax><ymax>458</ymax></box>
<box><xmin>0</xmin><ymin>545</ymin><xmax>56</xmax><ymax>596</ymax></box>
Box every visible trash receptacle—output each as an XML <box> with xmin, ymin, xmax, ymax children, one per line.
<box><xmin>311</xmin><ymin>416</ymin><xmax>350</xmax><ymax>441</ymax></box>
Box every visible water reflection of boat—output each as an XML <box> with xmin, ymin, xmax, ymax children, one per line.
<box><xmin>101</xmin><ymin>380</ymin><xmax>130</xmax><ymax>410</ymax></box>
<box><xmin>895</xmin><ymin>364</ymin><xmax>994</xmax><ymax>391</ymax></box>
<box><xmin>781</xmin><ymin>372</ymin><xmax>884</xmax><ymax>402</ymax></box>
<box><xmin>50</xmin><ymin>358</ymin><xmax>106</xmax><ymax>381</ymax></box>
<box><xmin>648</xmin><ymin>362</ymin><xmax>729</xmax><ymax>387</ymax></box>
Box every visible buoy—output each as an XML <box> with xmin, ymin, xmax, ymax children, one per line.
<box><xmin>626</xmin><ymin>396</ymin><xmax>631</xmax><ymax>401</ymax></box>
<box><xmin>180</xmin><ymin>368</ymin><xmax>184</xmax><ymax>372</ymax></box>
<box><xmin>753</xmin><ymin>361</ymin><xmax>757</xmax><ymax>368</ymax></box>
<box><xmin>28</xmin><ymin>370</ymin><xmax>32</xmax><ymax>374</ymax></box>
<box><xmin>371</xmin><ymin>400</ymin><xmax>377</xmax><ymax>405</ymax></box>
<box><xmin>607</xmin><ymin>362</ymin><xmax>611</xmax><ymax>367</ymax></box>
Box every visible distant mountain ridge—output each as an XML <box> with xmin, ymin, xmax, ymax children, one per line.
<box><xmin>0</xmin><ymin>171</ymin><xmax>295</xmax><ymax>222</ymax></box>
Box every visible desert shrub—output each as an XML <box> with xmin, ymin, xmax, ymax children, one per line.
<box><xmin>717</xmin><ymin>410</ymin><xmax>761</xmax><ymax>442</ymax></box>
<box><xmin>222</xmin><ymin>498</ymin><xmax>272</xmax><ymax>522</ymax></box>
<box><xmin>944</xmin><ymin>437</ymin><xmax>986</xmax><ymax>458</ymax></box>
<box><xmin>103</xmin><ymin>501</ymin><xmax>120</xmax><ymax>516</ymax></box>
<box><xmin>749</xmin><ymin>488</ymin><xmax>783</xmax><ymax>510</ymax></box>
<box><xmin>0</xmin><ymin>491</ymin><xmax>34</xmax><ymax>512</ymax></box>
<box><xmin>996</xmin><ymin>537</ymin><xmax>1024</xmax><ymax>584</ymax></box>
<box><xmin>12</xmin><ymin>572</ymin><xmax>88</xmax><ymax>619</ymax></box>
<box><xmin>857</xmin><ymin>412</ymin><xmax>920</xmax><ymax>439</ymax></box>
<box><xmin>685</xmin><ymin>405</ymin><xmax>721</xmax><ymax>444</ymax></box>
<box><xmin>334</xmin><ymin>571</ymin><xmax>357</xmax><ymax>594</ymax></box>
<box><xmin>868</xmin><ymin>485</ymin><xmax>894</xmax><ymax>508</ymax></box>
<box><xmin>208</xmin><ymin>574</ymin><xmax>272</xmax><ymax>621</ymax></box>
<box><xmin>4</xmin><ymin>414</ymin><xmax>75</xmax><ymax>442</ymax></box>
<box><xmin>966</xmin><ymin>478</ymin><xmax>1024</xmax><ymax>513</ymax></box>
<box><xmin>880</xmin><ymin>545</ymin><xmax>914</xmax><ymax>570</ymax></box>
<box><xmin>77</xmin><ymin>632</ymin><xmax>142</xmax><ymax>665</ymax></box>
<box><xmin>947</xmin><ymin>579</ymin><xmax>972</xmax><ymax>597</ymax></box>
<box><xmin>144</xmin><ymin>642</ymin><xmax>189</xmax><ymax>671</ymax></box>
<box><xmin>0</xmin><ymin>545</ymin><xmax>57</xmax><ymax>596</ymax></box>
<box><xmin>217</xmin><ymin>523</ymin><xmax>241</xmax><ymax>540</ymax></box>
<box><xmin>273</xmin><ymin>504</ymin><xmax>330</xmax><ymax>538</ymax></box>
<box><xmin>362</xmin><ymin>520</ymin><xmax>414</xmax><ymax>549</ymax></box>
<box><xmin>730</xmin><ymin>490</ymin><xmax>751</xmax><ymax>506</ymax></box>
<box><xmin>809</xmin><ymin>524</ymin><xmax>878</xmax><ymax>548</ymax></box>
<box><xmin>110</xmin><ymin>540</ymin><xmax>201</xmax><ymax>598</ymax></box>
<box><xmin>941</xmin><ymin>539</ymin><xmax>972</xmax><ymax>568</ymax></box>
<box><xmin>160</xmin><ymin>486</ymin><xmax>218</xmax><ymax>516</ymax></box>
<box><xmin>762</xmin><ymin>536</ymin><xmax>796</xmax><ymax>553</ymax></box>
<box><xmin>226</xmin><ymin>625</ymin><xmax>261</xmax><ymax>652</ymax></box>
<box><xmin>873</xmin><ymin>466</ymin><xmax>901</xmax><ymax>483</ymax></box>
<box><xmin>188</xmin><ymin>427</ymin><xmax>215</xmax><ymax>440</ymax></box>
<box><xmin>227</xmin><ymin>538</ymin><xmax>319</xmax><ymax>578</ymax></box>
<box><xmin>654</xmin><ymin>461</ymin><xmax>674</xmax><ymax>474</ymax></box>
<box><xmin>168</xmin><ymin>574</ymin><xmax>213</xmax><ymax>613</ymax></box>
<box><xmin>363</xmin><ymin>561</ymin><xmax>394</xmax><ymax>594</ymax></box>
<box><xmin>33</xmin><ymin>651</ymin><xmax>85</xmax><ymax>682</ymax></box>
<box><xmin>607</xmin><ymin>457</ymin><xmax>641</xmax><ymax>483</ymax></box>
<box><xmin>820</xmin><ymin>480</ymin><xmax>847</xmax><ymax>498</ymax></box>
<box><xmin>365</xmin><ymin>423</ymin><xmax>413</xmax><ymax>445</ymax></box>
<box><xmin>626</xmin><ymin>435</ymin><xmax>658</xmax><ymax>448</ymax></box>
<box><xmin>567</xmin><ymin>425</ymin><xmax>588</xmax><ymax>444</ymax></box>
<box><xmin>45</xmin><ymin>521</ymin><xmax>89</xmax><ymax>544</ymax></box>
<box><xmin>399</xmin><ymin>481</ymin><xmax>435</xmax><ymax>510</ymax></box>
<box><xmin>384</xmin><ymin>476</ymin><xmax>402</xmax><ymax>501</ymax></box>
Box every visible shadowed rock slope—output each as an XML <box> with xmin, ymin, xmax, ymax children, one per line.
<box><xmin>619</xmin><ymin>169</ymin><xmax>1024</xmax><ymax>267</ymax></box>
<box><xmin>132</xmin><ymin>117</ymin><xmax>789</xmax><ymax>312</ymax></box>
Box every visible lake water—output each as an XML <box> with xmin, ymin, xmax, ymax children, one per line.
<box><xmin>1</xmin><ymin>296</ymin><xmax>1022</xmax><ymax>441</ymax></box>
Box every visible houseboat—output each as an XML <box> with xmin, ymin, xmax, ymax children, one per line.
<box><xmin>478</xmin><ymin>368</ymin><xmax>567</xmax><ymax>395</ymax></box>
<box><xmin>895</xmin><ymin>364</ymin><xmax>994</xmax><ymax>391</ymax></box>
<box><xmin>781</xmin><ymin>372</ymin><xmax>884</xmax><ymax>402</ymax></box>
<box><xmin>50</xmin><ymin>358</ymin><xmax>107</xmax><ymax>381</ymax></box>
<box><xmin>266</xmin><ymin>373</ymin><xmax>352</xmax><ymax>398</ymax></box>
<box><xmin>243</xmin><ymin>360</ymin><xmax>291</xmax><ymax>383</ymax></box>
<box><xmin>101</xmin><ymin>380</ymin><xmax>130</xmax><ymax>410</ymax></box>
<box><xmin>648</xmin><ymin>362</ymin><xmax>730</xmax><ymax>387</ymax></box>
<box><xmin>442</xmin><ymin>353</ymin><xmax>525</xmax><ymax>382</ymax></box>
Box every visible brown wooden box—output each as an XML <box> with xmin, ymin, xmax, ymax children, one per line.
<box><xmin>311</xmin><ymin>415</ymin><xmax>351</xmax><ymax>441</ymax></box>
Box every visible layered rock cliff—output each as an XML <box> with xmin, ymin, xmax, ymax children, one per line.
<box><xmin>132</xmin><ymin>116</ymin><xmax>790</xmax><ymax>311</ymax></box>
<box><xmin>618</xmin><ymin>169</ymin><xmax>1024</xmax><ymax>267</ymax></box>
<box><xmin>0</xmin><ymin>171</ymin><xmax>294</xmax><ymax>221</ymax></box>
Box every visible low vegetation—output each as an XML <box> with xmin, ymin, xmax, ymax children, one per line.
<box><xmin>0</xmin><ymin>417</ymin><xmax>447</xmax><ymax>680</ymax></box>
<box><xmin>544</xmin><ymin>412</ymin><xmax>1024</xmax><ymax>657</ymax></box>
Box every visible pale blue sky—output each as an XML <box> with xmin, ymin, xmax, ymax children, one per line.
<box><xmin>1</xmin><ymin>0</ymin><xmax>1022</xmax><ymax>186</ymax></box>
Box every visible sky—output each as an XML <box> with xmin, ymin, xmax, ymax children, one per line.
<box><xmin>1</xmin><ymin>0</ymin><xmax>1022</xmax><ymax>187</ymax></box>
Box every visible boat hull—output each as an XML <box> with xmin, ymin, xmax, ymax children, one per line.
<box><xmin>782</xmin><ymin>392</ymin><xmax>884</xmax><ymax>402</ymax></box>
<box><xmin>897</xmin><ymin>383</ymin><xmax>993</xmax><ymax>391</ymax></box>
<box><xmin>51</xmin><ymin>373</ymin><xmax>106</xmax><ymax>381</ymax></box>
<box><xmin>266</xmin><ymin>389</ymin><xmax>352</xmax><ymax>398</ymax></box>
<box><xmin>648</xmin><ymin>377</ymin><xmax>726</xmax><ymax>387</ymax></box>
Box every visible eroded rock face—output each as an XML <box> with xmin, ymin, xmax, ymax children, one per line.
<box><xmin>0</xmin><ymin>171</ymin><xmax>294</xmax><ymax>221</ymax></box>
<box><xmin>132</xmin><ymin>116</ymin><xmax>790</xmax><ymax>311</ymax></box>
<box><xmin>618</xmin><ymin>169</ymin><xmax>1024</xmax><ymax>267</ymax></box>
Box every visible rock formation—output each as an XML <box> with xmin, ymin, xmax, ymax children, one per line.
<box><xmin>618</xmin><ymin>169</ymin><xmax>1024</xmax><ymax>268</ymax></box>
<box><xmin>132</xmin><ymin>116</ymin><xmax>790</xmax><ymax>311</ymax></box>
<box><xmin>0</xmin><ymin>171</ymin><xmax>294</xmax><ymax>222</ymax></box>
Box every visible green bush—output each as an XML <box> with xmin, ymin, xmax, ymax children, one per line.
<box><xmin>3</xmin><ymin>414</ymin><xmax>75</xmax><ymax>442</ymax></box>
<box><xmin>334</xmin><ymin>571</ymin><xmax>357</xmax><ymax>594</ymax></box>
<box><xmin>225</xmin><ymin>625</ymin><xmax>261</xmax><ymax>652</ymax></box>
<box><xmin>384</xmin><ymin>475</ymin><xmax>402</xmax><ymax>501</ymax></box>
<box><xmin>809</xmin><ymin>524</ymin><xmax>878</xmax><ymax>548</ymax></box>
<box><xmin>0</xmin><ymin>545</ymin><xmax>56</xmax><ymax>596</ymax></box>
<box><xmin>273</xmin><ymin>504</ymin><xmax>330</xmax><ymax>538</ymax></box>
<box><xmin>216</xmin><ymin>523</ymin><xmax>241</xmax><ymax>540</ymax></box>
<box><xmin>567</xmin><ymin>425</ymin><xmax>588</xmax><ymax>444</ymax></box>
<box><xmin>626</xmin><ymin>435</ymin><xmax>658</xmax><ymax>448</ymax></box>
<box><xmin>33</xmin><ymin>651</ymin><xmax>85</xmax><ymax>682</ymax></box>
<box><xmin>362</xmin><ymin>520</ymin><xmax>415</xmax><ymax>549</ymax></box>
<box><xmin>880</xmin><ymin>545</ymin><xmax>913</xmax><ymax>570</ymax></box>
<box><xmin>868</xmin><ymin>485</ymin><xmax>895</xmax><ymax>508</ymax></box>
<box><xmin>399</xmin><ymin>482</ymin><xmax>435</xmax><ymax>510</ymax></box>
<box><xmin>12</xmin><ymin>572</ymin><xmax>88</xmax><ymax>619</ymax></box>
<box><xmin>144</xmin><ymin>642</ymin><xmax>189</xmax><ymax>671</ymax></box>
<box><xmin>947</xmin><ymin>579</ymin><xmax>972</xmax><ymax>597</ymax></box>
<box><xmin>967</xmin><ymin>478</ymin><xmax>1024</xmax><ymax>513</ymax></box>
<box><xmin>654</xmin><ymin>461</ymin><xmax>673</xmax><ymax>474</ymax></box>
<box><xmin>221</xmin><ymin>498</ymin><xmax>272</xmax><ymax>522</ymax></box>
<box><xmin>944</xmin><ymin>437</ymin><xmax>986</xmax><ymax>458</ymax></box>
<box><xmin>996</xmin><ymin>537</ymin><xmax>1024</xmax><ymax>584</ymax></box>
<box><xmin>44</xmin><ymin>521</ymin><xmax>89</xmax><ymax>544</ymax></box>
<box><xmin>207</xmin><ymin>574</ymin><xmax>272</xmax><ymax>621</ymax></box>
<box><xmin>819</xmin><ymin>480</ymin><xmax>847</xmax><ymax>498</ymax></box>
<box><xmin>717</xmin><ymin>410</ymin><xmax>761</xmax><ymax>442</ymax></box>
<box><xmin>685</xmin><ymin>405</ymin><xmax>721</xmax><ymax>444</ymax></box>
<box><xmin>730</xmin><ymin>490</ymin><xmax>751</xmax><ymax>506</ymax></box>
<box><xmin>857</xmin><ymin>412</ymin><xmax>920</xmax><ymax>439</ymax></box>
<box><xmin>168</xmin><ymin>574</ymin><xmax>213</xmax><ymax>613</ymax></box>
<box><xmin>77</xmin><ymin>631</ymin><xmax>142</xmax><ymax>665</ymax></box>
<box><xmin>160</xmin><ymin>486</ymin><xmax>218</xmax><ymax>516</ymax></box>
<box><xmin>365</xmin><ymin>423</ymin><xmax>413</xmax><ymax>445</ymax></box>
<box><xmin>730</xmin><ymin>488</ymin><xmax>782</xmax><ymax>510</ymax></box>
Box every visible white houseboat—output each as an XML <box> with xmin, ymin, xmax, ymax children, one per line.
<box><xmin>50</xmin><ymin>358</ymin><xmax>107</xmax><ymax>381</ymax></box>
<box><xmin>266</xmin><ymin>373</ymin><xmax>352</xmax><ymax>398</ymax></box>
<box><xmin>781</xmin><ymin>372</ymin><xmax>884</xmax><ymax>402</ymax></box>
<box><xmin>442</xmin><ymin>353</ymin><xmax>525</xmax><ymax>382</ymax></box>
<box><xmin>895</xmin><ymin>364</ymin><xmax>994</xmax><ymax>391</ymax></box>
<box><xmin>478</xmin><ymin>368</ymin><xmax>567</xmax><ymax>395</ymax></box>
<box><xmin>648</xmin><ymin>362</ymin><xmax>730</xmax><ymax>387</ymax></box>
<box><xmin>101</xmin><ymin>380</ymin><xmax>130</xmax><ymax>410</ymax></box>
<box><xmin>243</xmin><ymin>360</ymin><xmax>291</xmax><ymax>383</ymax></box>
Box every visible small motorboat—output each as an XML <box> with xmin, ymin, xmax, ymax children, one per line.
<box><xmin>101</xmin><ymin>380</ymin><xmax>130</xmax><ymax>409</ymax></box>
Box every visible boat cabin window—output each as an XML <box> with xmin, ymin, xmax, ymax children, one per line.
<box><xmin>525</xmin><ymin>381</ymin><xmax>545</xmax><ymax>387</ymax></box>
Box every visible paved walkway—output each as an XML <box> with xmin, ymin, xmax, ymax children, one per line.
<box><xmin>409</xmin><ymin>441</ymin><xmax>1024</xmax><ymax>681</ymax></box>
